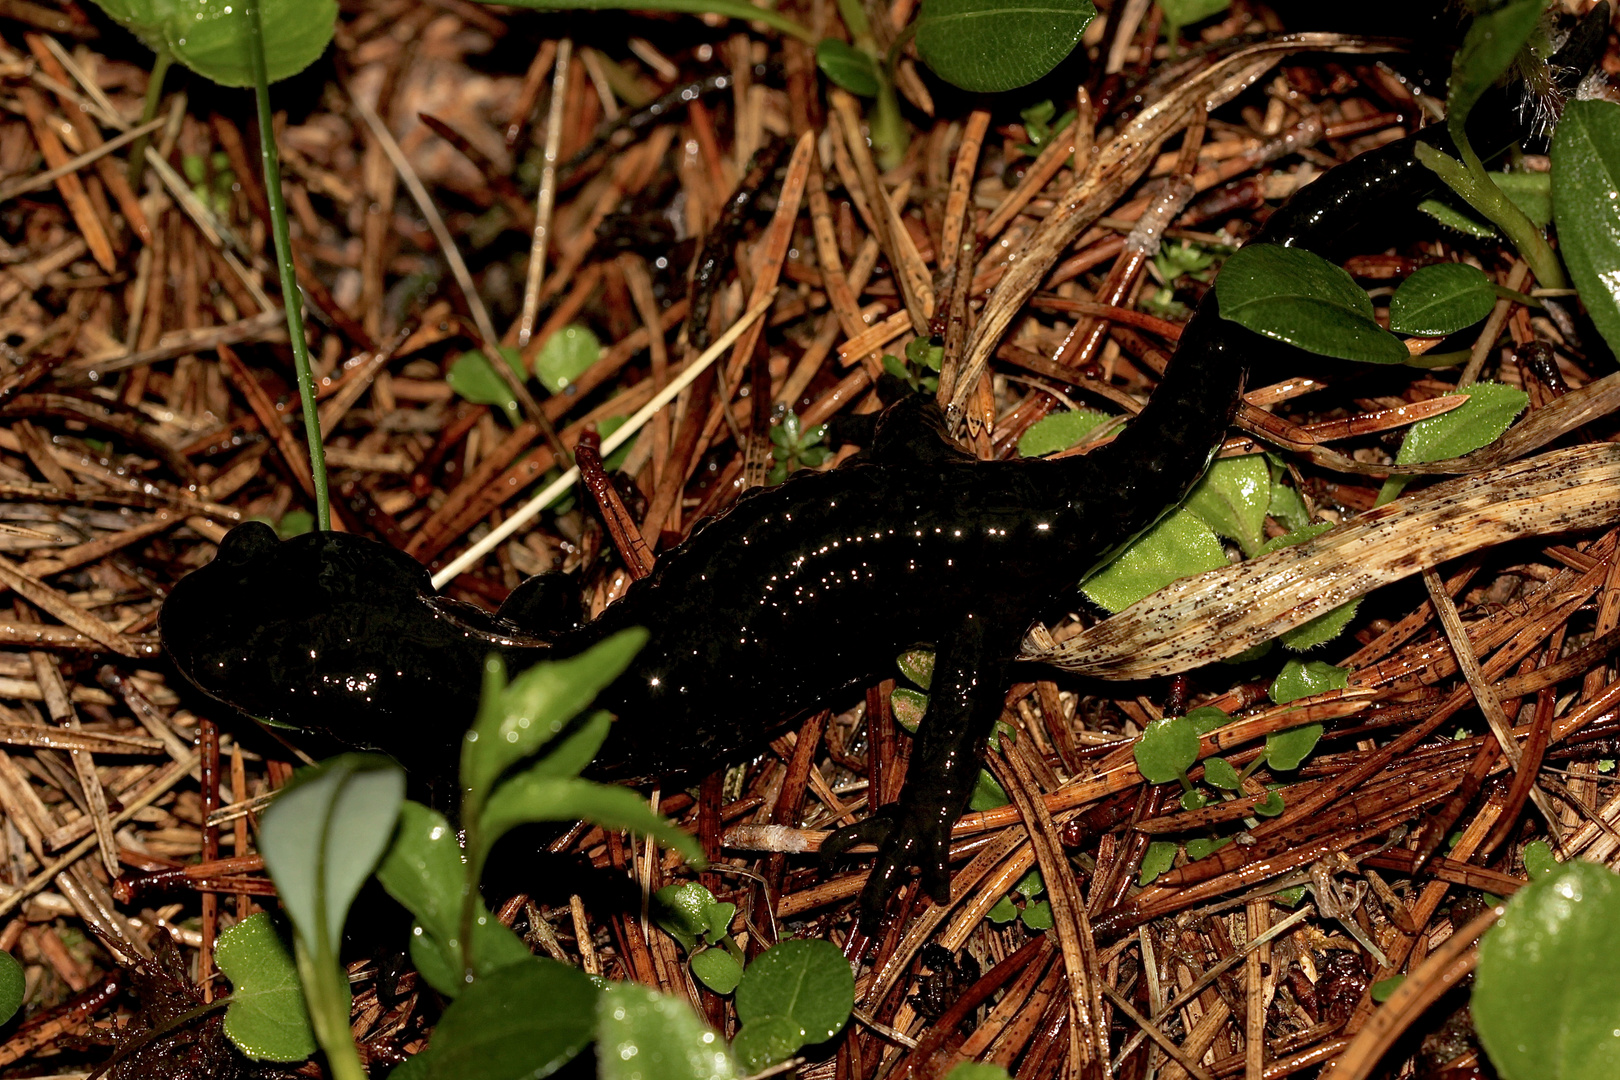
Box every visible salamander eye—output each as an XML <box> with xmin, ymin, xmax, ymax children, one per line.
<box><xmin>214</xmin><ymin>520</ymin><xmax>279</xmax><ymax>568</ymax></box>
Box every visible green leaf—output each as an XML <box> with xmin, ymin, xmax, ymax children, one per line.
<box><xmin>1203</xmin><ymin>757</ymin><xmax>1241</xmax><ymax>790</ymax></box>
<box><xmin>897</xmin><ymin>648</ymin><xmax>935</xmax><ymax>689</ymax></box>
<box><xmin>477</xmin><ymin>0</ymin><xmax>815</xmax><ymax>42</ymax></box>
<box><xmin>1017</xmin><ymin>409</ymin><xmax>1112</xmax><ymax>458</ymax></box>
<box><xmin>1253</xmin><ymin>790</ymin><xmax>1285</xmax><ymax>817</ymax></box>
<box><xmin>1553</xmin><ymin>99</ymin><xmax>1620</xmax><ymax>359</ymax></box>
<box><xmin>1475</xmin><ymin>861</ymin><xmax>1620</xmax><ymax>1080</ymax></box>
<box><xmin>1494</xmin><ymin>171</ymin><xmax>1552</xmax><ymax>228</ymax></box>
<box><xmin>1257</xmin><ymin>521</ymin><xmax>1334</xmax><ymax>557</ymax></box>
<box><xmin>1013</xmin><ymin>867</ymin><xmax>1045</xmax><ymax>898</ymax></box>
<box><xmin>970</xmin><ymin>769</ymin><xmax>1010</xmax><ymax>811</ymax></box>
<box><xmin>95</xmin><ymin>0</ymin><xmax>337</xmax><ymax>86</ymax></box>
<box><xmin>1184</xmin><ymin>454</ymin><xmax>1270</xmax><ymax>556</ymax></box>
<box><xmin>891</xmin><ymin>687</ymin><xmax>928</xmax><ymax>734</ymax></box>
<box><xmin>1082</xmin><ymin>508</ymin><xmax>1229</xmax><ymax>612</ymax></box>
<box><xmin>276</xmin><ymin>509</ymin><xmax>314</xmax><ymax>539</ymax></box>
<box><xmin>731</xmin><ymin>1015</ymin><xmax>805</xmax><ymax>1073</ymax></box>
<box><xmin>1389</xmin><ymin>263</ymin><xmax>1498</xmax><ymax>336</ymax></box>
<box><xmin>1272</xmin><ymin>884</ymin><xmax>1306</xmax><ymax>906</ymax></box>
<box><xmin>948</xmin><ymin>1065</ymin><xmax>1013</xmax><ymax>1080</ymax></box>
<box><xmin>448</xmin><ymin>347</ymin><xmax>526</xmax><ymax>424</ymax></box>
<box><xmin>906</xmin><ymin>338</ymin><xmax>944</xmax><ymax>371</ymax></box>
<box><xmin>689</xmin><ymin>948</ymin><xmax>744</xmax><ymax>995</ymax></box>
<box><xmin>1185</xmin><ymin>707</ymin><xmax>1229</xmax><ymax>736</ymax></box>
<box><xmin>599</xmin><ymin>416</ymin><xmax>638</xmax><ymax>472</ymax></box>
<box><xmin>1265</xmin><ymin>724</ymin><xmax>1323</xmax><ymax>772</ymax></box>
<box><xmin>462</xmin><ymin>630</ymin><xmax>647</xmax><ymax>812</ymax></box>
<box><xmin>1134</xmin><ymin>716</ymin><xmax>1199</xmax><ymax>785</ymax></box>
<box><xmin>1370</xmin><ymin>976</ymin><xmax>1405</xmax><ymax>1003</ymax></box>
<box><xmin>914</xmin><ymin>0</ymin><xmax>1096</xmax><ymax>93</ymax></box>
<box><xmin>1181</xmin><ymin>789</ymin><xmax>1208</xmax><ymax>811</ymax></box>
<box><xmin>374</xmin><ymin>801</ymin><xmax>531</xmax><ymax>996</ymax></box>
<box><xmin>736</xmin><ymin>939</ymin><xmax>854</xmax><ymax>1047</ymax></box>
<box><xmin>258</xmin><ymin>754</ymin><xmax>404</xmax><ymax>955</ymax></box>
<box><xmin>1278</xmin><ymin>597</ymin><xmax>1361</xmax><ymax>651</ymax></box>
<box><xmin>1020</xmin><ymin>900</ymin><xmax>1053</xmax><ymax>930</ymax></box>
<box><xmin>0</xmin><ymin>950</ymin><xmax>21</xmax><ymax>1026</ymax></box>
<box><xmin>597</xmin><ymin>981</ymin><xmax>736</xmax><ymax>1080</ymax></box>
<box><xmin>1270</xmin><ymin>659</ymin><xmax>1349</xmax><ymax>704</ymax></box>
<box><xmin>1378</xmin><ymin>383</ymin><xmax>1529</xmax><ymax>505</ymax></box>
<box><xmin>1139</xmin><ymin>840</ymin><xmax>1178</xmax><ymax>885</ymax></box>
<box><xmin>1185</xmin><ymin>836</ymin><xmax>1230</xmax><ymax>861</ymax></box>
<box><xmin>1419</xmin><ymin>197</ymin><xmax>1498</xmax><ymax>238</ymax></box>
<box><xmin>1215</xmin><ymin>244</ymin><xmax>1408</xmax><ymax>364</ymax></box>
<box><xmin>987</xmin><ymin>895</ymin><xmax>1018</xmax><ymax>923</ymax></box>
<box><xmin>654</xmin><ymin>883</ymin><xmax>732</xmax><ymax>953</ymax></box>
<box><xmin>534</xmin><ymin>325</ymin><xmax>602</xmax><ymax>395</ymax></box>
<box><xmin>410</xmin><ymin>959</ymin><xmax>597</xmax><ymax>1080</ymax></box>
<box><xmin>1448</xmin><ymin>0</ymin><xmax>1544</xmax><ymax>150</ymax></box>
<box><xmin>477</xmin><ymin>772</ymin><xmax>701</xmax><ymax>871</ymax></box>
<box><xmin>215</xmin><ymin>914</ymin><xmax>316</xmax><ymax>1062</ymax></box>
<box><xmin>815</xmin><ymin>39</ymin><xmax>879</xmax><ymax>97</ymax></box>
<box><xmin>1522</xmin><ymin>840</ymin><xmax>1557</xmax><ymax>880</ymax></box>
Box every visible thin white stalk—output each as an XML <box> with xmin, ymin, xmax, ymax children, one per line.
<box><xmin>517</xmin><ymin>39</ymin><xmax>572</xmax><ymax>349</ymax></box>
<box><xmin>431</xmin><ymin>292</ymin><xmax>774</xmax><ymax>589</ymax></box>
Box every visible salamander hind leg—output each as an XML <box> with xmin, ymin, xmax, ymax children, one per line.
<box><xmin>822</xmin><ymin>611</ymin><xmax>1015</xmax><ymax>929</ymax></box>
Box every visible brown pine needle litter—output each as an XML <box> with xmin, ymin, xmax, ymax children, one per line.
<box><xmin>0</xmin><ymin>3</ymin><xmax>1615</xmax><ymax>1079</ymax></box>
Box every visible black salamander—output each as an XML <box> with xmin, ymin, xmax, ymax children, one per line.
<box><xmin>159</xmin><ymin>12</ymin><xmax>1607</xmax><ymax>926</ymax></box>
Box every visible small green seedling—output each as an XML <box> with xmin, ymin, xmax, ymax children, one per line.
<box><xmin>988</xmin><ymin>868</ymin><xmax>1051</xmax><ymax>930</ymax></box>
<box><xmin>768</xmin><ymin>411</ymin><xmax>831</xmax><ymax>485</ymax></box>
<box><xmin>731</xmin><ymin>939</ymin><xmax>854</xmax><ymax>1072</ymax></box>
<box><xmin>216</xmin><ymin>913</ymin><xmax>317</xmax><ymax>1062</ymax></box>
<box><xmin>883</xmin><ymin>338</ymin><xmax>945</xmax><ymax>395</ymax></box>
<box><xmin>1017</xmin><ymin>99</ymin><xmax>1076</xmax><ymax>156</ymax></box>
<box><xmin>655</xmin><ymin>882</ymin><xmax>745</xmax><ymax>994</ymax></box>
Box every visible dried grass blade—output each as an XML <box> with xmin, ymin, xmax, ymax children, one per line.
<box><xmin>0</xmin><ymin>555</ymin><xmax>134</xmax><ymax>657</ymax></box>
<box><xmin>1029</xmin><ymin>444</ymin><xmax>1620</xmax><ymax>679</ymax></box>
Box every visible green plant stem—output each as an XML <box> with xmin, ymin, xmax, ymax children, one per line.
<box><xmin>867</xmin><ymin>74</ymin><xmax>907</xmax><ymax>172</ymax></box>
<box><xmin>1415</xmin><ymin>142</ymin><xmax>1568</xmax><ymax>290</ymax></box>
<box><xmin>247</xmin><ymin>0</ymin><xmax>331</xmax><ymax>529</ymax></box>
<box><xmin>295</xmin><ymin>940</ymin><xmax>367</xmax><ymax>1080</ymax></box>
<box><xmin>127</xmin><ymin>51</ymin><xmax>171</xmax><ymax>188</ymax></box>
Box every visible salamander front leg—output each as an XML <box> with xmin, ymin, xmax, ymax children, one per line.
<box><xmin>823</xmin><ymin>612</ymin><xmax>1013</xmax><ymax>929</ymax></box>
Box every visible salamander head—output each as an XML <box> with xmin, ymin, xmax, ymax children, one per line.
<box><xmin>160</xmin><ymin>521</ymin><xmax>542</xmax><ymax>769</ymax></box>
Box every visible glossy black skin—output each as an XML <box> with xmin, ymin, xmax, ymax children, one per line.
<box><xmin>161</xmin><ymin>13</ymin><xmax>1606</xmax><ymax>925</ymax></box>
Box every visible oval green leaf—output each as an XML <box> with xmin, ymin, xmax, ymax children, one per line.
<box><xmin>815</xmin><ymin>39</ymin><xmax>880</xmax><ymax>97</ymax></box>
<box><xmin>1475</xmin><ymin>861</ymin><xmax>1620</xmax><ymax>1080</ymax></box>
<box><xmin>1017</xmin><ymin>409</ymin><xmax>1112</xmax><ymax>458</ymax></box>
<box><xmin>414</xmin><ymin>959</ymin><xmax>598</xmax><ymax>1080</ymax></box>
<box><xmin>1082</xmin><ymin>508</ymin><xmax>1229</xmax><ymax>613</ymax></box>
<box><xmin>1378</xmin><ymin>382</ymin><xmax>1529</xmax><ymax>505</ymax></box>
<box><xmin>914</xmin><ymin>0</ymin><xmax>1096</xmax><ymax>93</ymax></box>
<box><xmin>448</xmin><ymin>347</ymin><xmax>526</xmax><ymax>424</ymax></box>
<box><xmin>96</xmin><ymin>0</ymin><xmax>337</xmax><ymax>86</ymax></box>
<box><xmin>1494</xmin><ymin>170</ymin><xmax>1552</xmax><ymax>228</ymax></box>
<box><xmin>598</xmin><ymin>981</ymin><xmax>736</xmax><ymax>1080</ymax></box>
<box><xmin>1184</xmin><ymin>454</ymin><xmax>1270</xmax><ymax>556</ymax></box>
<box><xmin>1269</xmin><ymin>658</ymin><xmax>1348</xmax><ymax>705</ymax></box>
<box><xmin>1020</xmin><ymin>900</ymin><xmax>1053</xmax><ymax>930</ymax></box>
<box><xmin>890</xmin><ymin>687</ymin><xmax>928</xmax><ymax>733</ymax></box>
<box><xmin>534</xmin><ymin>324</ymin><xmax>602</xmax><ymax>395</ymax></box>
<box><xmin>1134</xmin><ymin>716</ymin><xmax>1198</xmax><ymax>785</ymax></box>
<box><xmin>896</xmin><ymin>648</ymin><xmax>935</xmax><ymax>689</ymax></box>
<box><xmin>1139</xmin><ymin>840</ymin><xmax>1177</xmax><ymax>885</ymax></box>
<box><xmin>462</xmin><ymin>629</ymin><xmax>647</xmax><ymax>810</ymax></box>
<box><xmin>689</xmin><ymin>948</ymin><xmax>744</xmax><ymax>996</ymax></box>
<box><xmin>1389</xmin><ymin>263</ymin><xmax>1497</xmax><ymax>336</ymax></box>
<box><xmin>1553</xmin><ymin>99</ymin><xmax>1620</xmax><ymax>359</ymax></box>
<box><xmin>258</xmin><ymin>754</ymin><xmax>404</xmax><ymax>955</ymax></box>
<box><xmin>1264</xmin><ymin>723</ymin><xmax>1322</xmax><ymax>772</ymax></box>
<box><xmin>0</xmin><ymin>950</ymin><xmax>21</xmax><ymax>1027</ymax></box>
<box><xmin>1202</xmin><ymin>756</ymin><xmax>1241</xmax><ymax>791</ymax></box>
<box><xmin>1215</xmin><ymin>244</ymin><xmax>1407</xmax><ymax>364</ymax></box>
<box><xmin>216</xmin><ymin>913</ymin><xmax>316</xmax><ymax>1062</ymax></box>
<box><xmin>731</xmin><ymin>1015</ymin><xmax>805</xmax><ymax>1074</ymax></box>
<box><xmin>1278</xmin><ymin>597</ymin><xmax>1361</xmax><ymax>651</ymax></box>
<box><xmin>735</xmin><ymin>939</ymin><xmax>853</xmax><ymax>1045</ymax></box>
<box><xmin>476</xmin><ymin>773</ymin><xmax>702</xmax><ymax>871</ymax></box>
<box><xmin>374</xmin><ymin>801</ymin><xmax>531</xmax><ymax>996</ymax></box>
